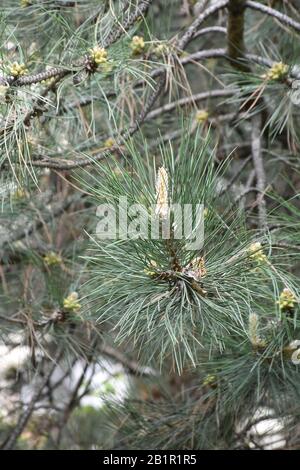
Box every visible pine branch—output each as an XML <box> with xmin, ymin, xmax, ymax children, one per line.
<box><xmin>146</xmin><ymin>89</ymin><xmax>235</xmax><ymax>120</ymax></box>
<box><xmin>29</xmin><ymin>73</ymin><xmax>166</xmax><ymax>169</ymax></box>
<box><xmin>193</xmin><ymin>26</ymin><xmax>226</xmax><ymax>41</ymax></box>
<box><xmin>25</xmin><ymin>47</ymin><xmax>300</xmax><ymax>170</ymax></box>
<box><xmin>0</xmin><ymin>0</ymin><xmax>152</xmax><ymax>88</ymax></box>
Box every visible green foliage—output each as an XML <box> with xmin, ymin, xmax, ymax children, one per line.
<box><xmin>2</xmin><ymin>0</ymin><xmax>300</xmax><ymax>451</ymax></box>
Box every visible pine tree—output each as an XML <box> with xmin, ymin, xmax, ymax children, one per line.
<box><xmin>1</xmin><ymin>0</ymin><xmax>300</xmax><ymax>450</ymax></box>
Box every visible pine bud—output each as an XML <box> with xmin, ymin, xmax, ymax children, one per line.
<box><xmin>153</xmin><ymin>43</ymin><xmax>168</xmax><ymax>57</ymax></box>
<box><xmin>63</xmin><ymin>292</ymin><xmax>81</xmax><ymax>312</ymax></box>
<box><xmin>195</xmin><ymin>109</ymin><xmax>209</xmax><ymax>124</ymax></box>
<box><xmin>203</xmin><ymin>374</ymin><xmax>217</xmax><ymax>388</ymax></box>
<box><xmin>12</xmin><ymin>187</ymin><xmax>27</xmax><ymax>200</ymax></box>
<box><xmin>89</xmin><ymin>46</ymin><xmax>108</xmax><ymax>65</ymax></box>
<box><xmin>130</xmin><ymin>36</ymin><xmax>145</xmax><ymax>55</ymax></box>
<box><xmin>248</xmin><ymin>312</ymin><xmax>266</xmax><ymax>349</ymax></box>
<box><xmin>247</xmin><ymin>242</ymin><xmax>268</xmax><ymax>264</ymax></box>
<box><xmin>104</xmin><ymin>137</ymin><xmax>115</xmax><ymax>148</ymax></box>
<box><xmin>277</xmin><ymin>288</ymin><xmax>296</xmax><ymax>312</ymax></box>
<box><xmin>155</xmin><ymin>166</ymin><xmax>169</xmax><ymax>219</ymax></box>
<box><xmin>9</xmin><ymin>62</ymin><xmax>28</xmax><ymax>77</ymax></box>
<box><xmin>261</xmin><ymin>62</ymin><xmax>288</xmax><ymax>81</ymax></box>
<box><xmin>43</xmin><ymin>252</ymin><xmax>62</xmax><ymax>267</ymax></box>
<box><xmin>144</xmin><ymin>260</ymin><xmax>158</xmax><ymax>276</ymax></box>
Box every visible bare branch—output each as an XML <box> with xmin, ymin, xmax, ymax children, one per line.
<box><xmin>1</xmin><ymin>348</ymin><xmax>63</xmax><ymax>450</ymax></box>
<box><xmin>246</xmin><ymin>1</ymin><xmax>300</xmax><ymax>33</ymax></box>
<box><xmin>177</xmin><ymin>0</ymin><xmax>229</xmax><ymax>50</ymax></box>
